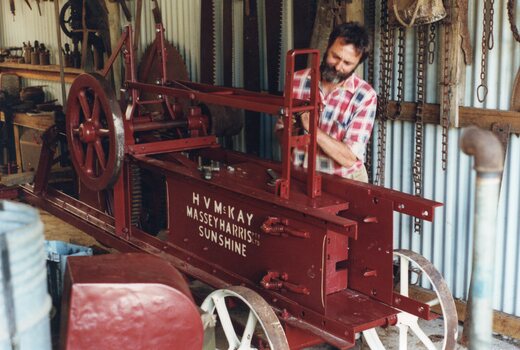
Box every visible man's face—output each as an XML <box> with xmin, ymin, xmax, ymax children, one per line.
<box><xmin>321</xmin><ymin>38</ymin><xmax>363</xmax><ymax>84</ymax></box>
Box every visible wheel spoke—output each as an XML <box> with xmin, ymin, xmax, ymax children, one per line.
<box><xmin>84</xmin><ymin>143</ymin><xmax>95</xmax><ymax>175</ymax></box>
<box><xmin>397</xmin><ymin>323</ymin><xmax>409</xmax><ymax>350</ymax></box>
<box><xmin>238</xmin><ymin>310</ymin><xmax>258</xmax><ymax>349</ymax></box>
<box><xmin>426</xmin><ymin>297</ymin><xmax>440</xmax><ymax>307</ymax></box>
<box><xmin>78</xmin><ymin>90</ymin><xmax>92</xmax><ymax>121</ymax></box>
<box><xmin>98</xmin><ymin>128</ymin><xmax>110</xmax><ymax>137</ymax></box>
<box><xmin>399</xmin><ymin>256</ymin><xmax>410</xmax><ymax>296</ymax></box>
<box><xmin>91</xmin><ymin>93</ymin><xmax>101</xmax><ymax>123</ymax></box>
<box><xmin>409</xmin><ymin>321</ymin><xmax>437</xmax><ymax>350</ymax></box>
<box><xmin>213</xmin><ymin>295</ymin><xmax>241</xmax><ymax>348</ymax></box>
<box><xmin>362</xmin><ymin>329</ymin><xmax>386</xmax><ymax>350</ymax></box>
<box><xmin>94</xmin><ymin>140</ymin><xmax>106</xmax><ymax>171</ymax></box>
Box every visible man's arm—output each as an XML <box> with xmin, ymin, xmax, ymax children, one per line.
<box><xmin>300</xmin><ymin>113</ymin><xmax>358</xmax><ymax>167</ymax></box>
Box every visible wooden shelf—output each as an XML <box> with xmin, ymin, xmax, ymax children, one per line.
<box><xmin>0</xmin><ymin>62</ymin><xmax>83</xmax><ymax>83</ymax></box>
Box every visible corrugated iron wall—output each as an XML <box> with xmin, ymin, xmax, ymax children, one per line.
<box><xmin>1</xmin><ymin>0</ymin><xmax>519</xmax><ymax>317</ymax></box>
<box><xmin>0</xmin><ymin>1</ymin><xmax>73</xmax><ymax>103</ymax></box>
<box><xmin>370</xmin><ymin>0</ymin><xmax>520</xmax><ymax>317</ymax></box>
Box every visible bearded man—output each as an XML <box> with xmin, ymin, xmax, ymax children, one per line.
<box><xmin>276</xmin><ymin>22</ymin><xmax>377</xmax><ymax>182</ymax></box>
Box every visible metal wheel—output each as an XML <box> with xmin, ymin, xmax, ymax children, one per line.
<box><xmin>201</xmin><ymin>286</ymin><xmax>289</xmax><ymax>350</ymax></box>
<box><xmin>66</xmin><ymin>73</ymin><xmax>124</xmax><ymax>191</ymax></box>
<box><xmin>362</xmin><ymin>250</ymin><xmax>458</xmax><ymax>350</ymax></box>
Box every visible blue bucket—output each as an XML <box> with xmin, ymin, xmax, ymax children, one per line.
<box><xmin>0</xmin><ymin>200</ymin><xmax>51</xmax><ymax>350</ymax></box>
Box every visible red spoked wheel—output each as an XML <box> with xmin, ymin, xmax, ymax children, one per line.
<box><xmin>66</xmin><ymin>73</ymin><xmax>124</xmax><ymax>191</ymax></box>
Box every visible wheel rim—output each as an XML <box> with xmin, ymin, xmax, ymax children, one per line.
<box><xmin>66</xmin><ymin>73</ymin><xmax>124</xmax><ymax>191</ymax></box>
<box><xmin>201</xmin><ymin>286</ymin><xmax>289</xmax><ymax>350</ymax></box>
<box><xmin>362</xmin><ymin>249</ymin><xmax>458</xmax><ymax>350</ymax></box>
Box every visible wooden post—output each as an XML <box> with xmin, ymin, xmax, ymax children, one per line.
<box><xmin>105</xmin><ymin>0</ymin><xmax>122</xmax><ymax>96</ymax></box>
<box><xmin>440</xmin><ymin>0</ymin><xmax>469</xmax><ymax>127</ymax></box>
<box><xmin>345</xmin><ymin>0</ymin><xmax>365</xmax><ymax>78</ymax></box>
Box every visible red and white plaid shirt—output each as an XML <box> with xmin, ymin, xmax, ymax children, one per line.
<box><xmin>276</xmin><ymin>69</ymin><xmax>377</xmax><ymax>178</ymax></box>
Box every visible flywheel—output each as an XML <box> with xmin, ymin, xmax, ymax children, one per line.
<box><xmin>66</xmin><ymin>73</ymin><xmax>124</xmax><ymax>191</ymax></box>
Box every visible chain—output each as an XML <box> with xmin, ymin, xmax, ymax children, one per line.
<box><xmin>508</xmin><ymin>0</ymin><xmax>520</xmax><ymax>42</ymax></box>
<box><xmin>393</xmin><ymin>27</ymin><xmax>406</xmax><ymax>120</ymax></box>
<box><xmin>428</xmin><ymin>23</ymin><xmax>436</xmax><ymax>64</ymax></box>
<box><xmin>365</xmin><ymin>0</ymin><xmax>376</xmax><ymax>182</ymax></box>
<box><xmin>477</xmin><ymin>0</ymin><xmax>494</xmax><ymax>102</ymax></box>
<box><xmin>375</xmin><ymin>0</ymin><xmax>393</xmax><ymax>186</ymax></box>
<box><xmin>375</xmin><ymin>0</ymin><xmax>388</xmax><ymax>186</ymax></box>
<box><xmin>441</xmin><ymin>3</ymin><xmax>451</xmax><ymax>171</ymax></box>
<box><xmin>413</xmin><ymin>25</ymin><xmax>428</xmax><ymax>234</ymax></box>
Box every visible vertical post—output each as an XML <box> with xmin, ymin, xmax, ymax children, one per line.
<box><xmin>460</xmin><ymin>126</ymin><xmax>504</xmax><ymax>349</ymax></box>
<box><xmin>53</xmin><ymin>0</ymin><xmax>67</xmax><ymax>107</ymax></box>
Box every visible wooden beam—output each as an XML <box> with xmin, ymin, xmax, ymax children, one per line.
<box><xmin>410</xmin><ymin>286</ymin><xmax>520</xmax><ymax>340</ymax></box>
<box><xmin>387</xmin><ymin>101</ymin><xmax>520</xmax><ymax>133</ymax></box>
<box><xmin>0</xmin><ymin>63</ymin><xmax>83</xmax><ymax>84</ymax></box>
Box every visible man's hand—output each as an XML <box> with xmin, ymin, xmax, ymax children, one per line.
<box><xmin>299</xmin><ymin>112</ymin><xmax>310</xmax><ymax>132</ymax></box>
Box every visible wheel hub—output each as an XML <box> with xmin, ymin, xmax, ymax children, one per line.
<box><xmin>78</xmin><ymin>121</ymin><xmax>98</xmax><ymax>143</ymax></box>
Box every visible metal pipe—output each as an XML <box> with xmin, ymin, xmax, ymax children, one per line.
<box><xmin>460</xmin><ymin>126</ymin><xmax>504</xmax><ymax>350</ymax></box>
<box><xmin>132</xmin><ymin>120</ymin><xmax>188</xmax><ymax>133</ymax></box>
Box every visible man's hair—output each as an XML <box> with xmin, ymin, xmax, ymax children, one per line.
<box><xmin>327</xmin><ymin>22</ymin><xmax>370</xmax><ymax>62</ymax></box>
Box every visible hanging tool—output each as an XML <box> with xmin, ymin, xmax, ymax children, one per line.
<box><xmin>24</xmin><ymin>0</ymin><xmax>32</xmax><ymax>11</ymax></box>
<box><xmin>9</xmin><ymin>0</ymin><xmax>15</xmax><ymax>16</ymax></box>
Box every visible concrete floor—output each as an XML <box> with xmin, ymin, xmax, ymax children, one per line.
<box><xmin>41</xmin><ymin>209</ymin><xmax>520</xmax><ymax>350</ymax></box>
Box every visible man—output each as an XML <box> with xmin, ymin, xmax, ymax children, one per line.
<box><xmin>276</xmin><ymin>22</ymin><xmax>377</xmax><ymax>182</ymax></box>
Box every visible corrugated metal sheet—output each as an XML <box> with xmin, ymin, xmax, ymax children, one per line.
<box><xmin>370</xmin><ymin>1</ymin><xmax>520</xmax><ymax>317</ymax></box>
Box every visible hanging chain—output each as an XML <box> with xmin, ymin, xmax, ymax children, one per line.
<box><xmin>366</xmin><ymin>0</ymin><xmax>377</xmax><ymax>183</ymax></box>
<box><xmin>477</xmin><ymin>0</ymin><xmax>494</xmax><ymax>102</ymax></box>
<box><xmin>428</xmin><ymin>23</ymin><xmax>436</xmax><ymax>64</ymax></box>
<box><xmin>413</xmin><ymin>25</ymin><xmax>428</xmax><ymax>234</ymax></box>
<box><xmin>393</xmin><ymin>27</ymin><xmax>406</xmax><ymax>119</ymax></box>
<box><xmin>508</xmin><ymin>0</ymin><xmax>520</xmax><ymax>43</ymax></box>
<box><xmin>375</xmin><ymin>0</ymin><xmax>392</xmax><ymax>186</ymax></box>
<box><xmin>441</xmin><ymin>2</ymin><xmax>452</xmax><ymax>171</ymax></box>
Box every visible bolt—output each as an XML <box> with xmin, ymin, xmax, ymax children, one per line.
<box><xmin>422</xmin><ymin>210</ymin><xmax>429</xmax><ymax>217</ymax></box>
<box><xmin>398</xmin><ymin>204</ymin><xmax>405</xmax><ymax>210</ymax></box>
<box><xmin>203</xmin><ymin>246</ymin><xmax>208</xmax><ymax>251</ymax></box>
<box><xmin>418</xmin><ymin>306</ymin><xmax>425</xmax><ymax>313</ymax></box>
<box><xmin>394</xmin><ymin>297</ymin><xmax>401</xmax><ymax>305</ymax></box>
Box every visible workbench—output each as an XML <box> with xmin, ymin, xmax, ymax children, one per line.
<box><xmin>0</xmin><ymin>111</ymin><xmax>55</xmax><ymax>172</ymax></box>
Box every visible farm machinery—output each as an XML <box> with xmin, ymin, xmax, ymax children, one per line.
<box><xmin>11</xmin><ymin>23</ymin><xmax>458</xmax><ymax>349</ymax></box>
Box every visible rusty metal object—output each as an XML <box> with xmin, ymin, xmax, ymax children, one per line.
<box><xmin>390</xmin><ymin>0</ymin><xmax>446</xmax><ymax>27</ymax></box>
<box><xmin>66</xmin><ymin>73</ymin><xmax>124</xmax><ymax>190</ymax></box>
<box><xmin>461</xmin><ymin>125</ymin><xmax>504</xmax><ymax>173</ymax></box>
<box><xmin>508</xmin><ymin>0</ymin><xmax>520</xmax><ymax>43</ymax></box>
<box><xmin>477</xmin><ymin>0</ymin><xmax>495</xmax><ymax>103</ymax></box>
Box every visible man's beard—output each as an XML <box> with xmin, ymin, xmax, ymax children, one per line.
<box><xmin>320</xmin><ymin>58</ymin><xmax>355</xmax><ymax>84</ymax></box>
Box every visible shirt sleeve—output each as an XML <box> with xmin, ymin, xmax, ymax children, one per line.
<box><xmin>343</xmin><ymin>89</ymin><xmax>377</xmax><ymax>162</ymax></box>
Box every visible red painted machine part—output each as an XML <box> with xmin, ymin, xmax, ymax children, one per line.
<box><xmin>60</xmin><ymin>253</ymin><xmax>203</xmax><ymax>350</ymax></box>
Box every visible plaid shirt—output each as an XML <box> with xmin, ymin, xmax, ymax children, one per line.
<box><xmin>277</xmin><ymin>69</ymin><xmax>377</xmax><ymax>178</ymax></box>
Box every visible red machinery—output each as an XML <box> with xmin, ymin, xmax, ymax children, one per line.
<box><xmin>17</xmin><ymin>24</ymin><xmax>457</xmax><ymax>349</ymax></box>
